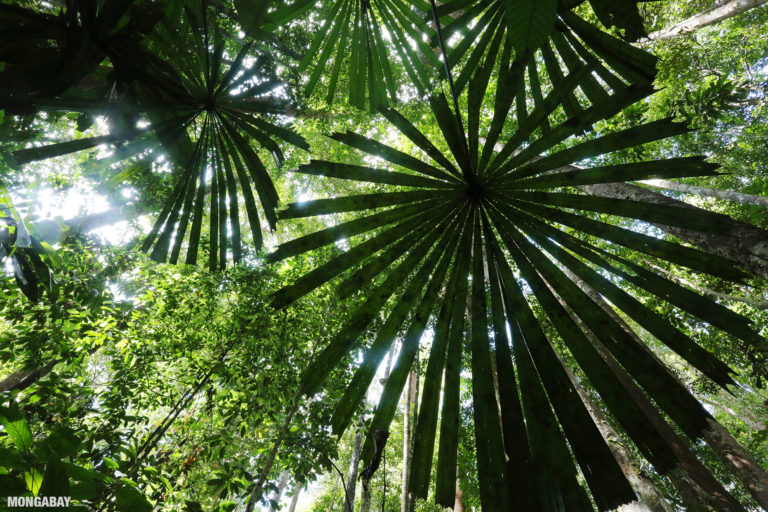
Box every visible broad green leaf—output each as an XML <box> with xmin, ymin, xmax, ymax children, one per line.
<box><xmin>39</xmin><ymin>459</ymin><xmax>69</xmax><ymax>497</ymax></box>
<box><xmin>0</xmin><ymin>404</ymin><xmax>33</xmax><ymax>452</ymax></box>
<box><xmin>115</xmin><ymin>485</ymin><xmax>153</xmax><ymax>512</ymax></box>
<box><xmin>25</xmin><ymin>468</ymin><xmax>43</xmax><ymax>496</ymax></box>
<box><xmin>504</xmin><ymin>0</ymin><xmax>558</xmax><ymax>53</ymax></box>
<box><xmin>40</xmin><ymin>427</ymin><xmax>81</xmax><ymax>460</ymax></box>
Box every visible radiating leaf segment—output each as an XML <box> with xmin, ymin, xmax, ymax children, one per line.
<box><xmin>269</xmin><ymin>6</ymin><xmax>765</xmax><ymax>510</ymax></box>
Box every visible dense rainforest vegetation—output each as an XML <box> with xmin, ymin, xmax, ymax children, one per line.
<box><xmin>1</xmin><ymin>0</ymin><xmax>768</xmax><ymax>510</ymax></box>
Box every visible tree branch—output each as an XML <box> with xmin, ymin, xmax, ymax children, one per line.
<box><xmin>643</xmin><ymin>0</ymin><xmax>768</xmax><ymax>42</ymax></box>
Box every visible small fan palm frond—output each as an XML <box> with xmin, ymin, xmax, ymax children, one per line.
<box><xmin>268</xmin><ymin>22</ymin><xmax>765</xmax><ymax>512</ymax></box>
<box><xmin>237</xmin><ymin>0</ymin><xmax>440</xmax><ymax>110</ymax></box>
<box><xmin>438</xmin><ymin>1</ymin><xmax>657</xmax><ymax>129</ymax></box>
<box><xmin>3</xmin><ymin>2</ymin><xmax>308</xmax><ymax>270</ymax></box>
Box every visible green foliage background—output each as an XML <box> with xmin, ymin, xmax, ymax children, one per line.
<box><xmin>0</xmin><ymin>0</ymin><xmax>767</xmax><ymax>511</ymax></box>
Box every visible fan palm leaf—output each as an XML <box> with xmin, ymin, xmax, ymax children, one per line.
<box><xmin>3</xmin><ymin>1</ymin><xmax>308</xmax><ymax>269</ymax></box>
<box><xmin>236</xmin><ymin>0</ymin><xmax>440</xmax><ymax>110</ymax></box>
<box><xmin>268</xmin><ymin>25</ymin><xmax>766</xmax><ymax>510</ymax></box>
<box><xmin>436</xmin><ymin>0</ymin><xmax>658</xmax><ymax>167</ymax></box>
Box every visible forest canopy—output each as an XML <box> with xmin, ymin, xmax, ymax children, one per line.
<box><xmin>0</xmin><ymin>0</ymin><xmax>767</xmax><ymax>511</ymax></box>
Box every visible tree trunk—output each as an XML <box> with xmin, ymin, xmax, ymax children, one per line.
<box><xmin>645</xmin><ymin>262</ymin><xmax>768</xmax><ymax>310</ymax></box>
<box><xmin>362</xmin><ymin>347</ymin><xmax>395</xmax><ymax>512</ymax></box>
<box><xmin>359</xmin><ymin>481</ymin><xmax>372</xmax><ymax>512</ymax></box>
<box><xmin>701</xmin><ymin>418</ymin><xmax>768</xmax><ymax>509</ymax></box>
<box><xmin>266</xmin><ymin>470</ymin><xmax>290</xmax><ymax>512</ymax></box>
<box><xmin>379</xmin><ymin>342</ymin><xmax>396</xmax><ymax>386</ymax></box>
<box><xmin>563</xmin><ymin>361</ymin><xmax>674</xmax><ymax>512</ymax></box>
<box><xmin>344</xmin><ymin>429</ymin><xmax>363</xmax><ymax>512</ymax></box>
<box><xmin>359</xmin><ymin>429</ymin><xmax>390</xmax><ymax>512</ymax></box>
<box><xmin>554</xmin><ymin>270</ymin><xmax>746</xmax><ymax>511</ymax></box>
<box><xmin>0</xmin><ymin>359</ymin><xmax>60</xmax><ymax>392</ymax></box>
<box><xmin>286</xmin><ymin>482</ymin><xmax>302</xmax><ymax>512</ymax></box>
<box><xmin>329</xmin><ymin>470</ymin><xmax>341</xmax><ymax>512</ymax></box>
<box><xmin>578</xmin><ymin>182</ymin><xmax>768</xmax><ymax>281</ymax></box>
<box><xmin>645</xmin><ymin>0</ymin><xmax>768</xmax><ymax>41</ymax></box>
<box><xmin>697</xmin><ymin>393</ymin><xmax>767</xmax><ymax>432</ymax></box>
<box><xmin>529</xmin><ymin>157</ymin><xmax>768</xmax><ymax>281</ymax></box>
<box><xmin>641</xmin><ymin>179</ymin><xmax>768</xmax><ymax>208</ymax></box>
<box><xmin>401</xmin><ymin>370</ymin><xmax>418</xmax><ymax>512</ymax></box>
<box><xmin>592</xmin><ymin>339</ymin><xmax>745</xmax><ymax>512</ymax></box>
<box><xmin>453</xmin><ymin>477</ymin><xmax>465</xmax><ymax>512</ymax></box>
<box><xmin>245</xmin><ymin>399</ymin><xmax>300</xmax><ymax>512</ymax></box>
<box><xmin>490</xmin><ymin>149</ymin><xmax>768</xmax><ymax>280</ymax></box>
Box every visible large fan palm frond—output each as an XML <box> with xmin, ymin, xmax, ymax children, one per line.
<box><xmin>3</xmin><ymin>1</ymin><xmax>308</xmax><ymax>269</ymax></box>
<box><xmin>267</xmin><ymin>13</ymin><xmax>766</xmax><ymax>511</ymax></box>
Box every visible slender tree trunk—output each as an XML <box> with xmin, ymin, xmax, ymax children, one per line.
<box><xmin>245</xmin><ymin>398</ymin><xmax>300</xmax><ymax>512</ymax></box>
<box><xmin>360</xmin><ymin>430</ymin><xmax>390</xmax><ymax>512</ymax></box>
<box><xmin>489</xmin><ymin>359</ymin><xmax>505</xmax><ymax>444</ymax></box>
<box><xmin>566</xmin><ymin>269</ymin><xmax>768</xmax><ymax>511</ymax></box>
<box><xmin>645</xmin><ymin>0</ymin><xmax>768</xmax><ymax>41</ymax></box>
<box><xmin>134</xmin><ymin>337</ymin><xmax>240</xmax><ymax>465</ymax></box>
<box><xmin>401</xmin><ymin>370</ymin><xmax>418</xmax><ymax>512</ymax></box>
<box><xmin>641</xmin><ymin>179</ymin><xmax>768</xmax><ymax>208</ymax></box>
<box><xmin>701</xmin><ymin>418</ymin><xmax>768</xmax><ymax>508</ymax></box>
<box><xmin>359</xmin><ymin>481</ymin><xmax>372</xmax><ymax>512</ymax></box>
<box><xmin>344</xmin><ymin>429</ymin><xmax>363</xmax><ymax>512</ymax></box>
<box><xmin>554</xmin><ymin>270</ymin><xmax>747</xmax><ymax>511</ymax></box>
<box><xmin>697</xmin><ymin>393</ymin><xmax>767</xmax><ymax>431</ymax></box>
<box><xmin>490</xmin><ymin>149</ymin><xmax>768</xmax><ymax>280</ymax></box>
<box><xmin>453</xmin><ymin>477</ymin><xmax>465</xmax><ymax>512</ymax></box>
<box><xmin>266</xmin><ymin>471</ymin><xmax>291</xmax><ymax>512</ymax></box>
<box><xmin>401</xmin><ymin>370</ymin><xmax>413</xmax><ymax>512</ymax></box>
<box><xmin>563</xmin><ymin>362</ymin><xmax>674</xmax><ymax>512</ymax></box>
<box><xmin>329</xmin><ymin>471</ymin><xmax>341</xmax><ymax>512</ymax></box>
<box><xmin>94</xmin><ymin>340</ymin><xmax>241</xmax><ymax>512</ymax></box>
<box><xmin>287</xmin><ymin>482</ymin><xmax>302</xmax><ymax>512</ymax></box>
<box><xmin>362</xmin><ymin>350</ymin><xmax>396</xmax><ymax>512</ymax></box>
<box><xmin>0</xmin><ymin>359</ymin><xmax>60</xmax><ymax>392</ymax></box>
<box><xmin>645</xmin><ymin>262</ymin><xmax>768</xmax><ymax>310</ymax></box>
<box><xmin>578</xmin><ymin>182</ymin><xmax>768</xmax><ymax>281</ymax></box>
<box><xmin>379</xmin><ymin>342</ymin><xmax>396</xmax><ymax>386</ymax></box>
<box><xmin>593</xmin><ymin>338</ymin><xmax>745</xmax><ymax>512</ymax></box>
